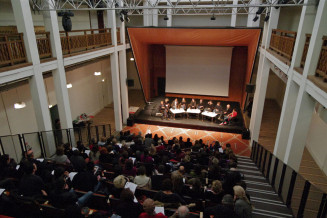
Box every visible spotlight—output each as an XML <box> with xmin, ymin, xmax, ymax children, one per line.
<box><xmin>256</xmin><ymin>7</ymin><xmax>265</xmax><ymax>15</ymax></box>
<box><xmin>210</xmin><ymin>15</ymin><xmax>216</xmax><ymax>20</ymax></box>
<box><xmin>275</xmin><ymin>0</ymin><xmax>288</xmax><ymax>9</ymax></box>
<box><xmin>164</xmin><ymin>15</ymin><xmax>169</xmax><ymax>20</ymax></box>
<box><xmin>58</xmin><ymin>11</ymin><xmax>74</xmax><ymax>32</ymax></box>
<box><xmin>94</xmin><ymin>72</ymin><xmax>101</xmax><ymax>76</ymax></box>
<box><xmin>253</xmin><ymin>15</ymin><xmax>259</xmax><ymax>22</ymax></box>
<box><xmin>102</xmin><ymin>79</ymin><xmax>105</xmax><ymax>82</ymax></box>
<box><xmin>14</xmin><ymin>102</ymin><xmax>26</xmax><ymax>109</ymax></box>
<box><xmin>130</xmin><ymin>57</ymin><xmax>134</xmax><ymax>61</ymax></box>
<box><xmin>66</xmin><ymin>83</ymin><xmax>72</xmax><ymax>89</ymax></box>
<box><xmin>264</xmin><ymin>13</ymin><xmax>270</xmax><ymax>22</ymax></box>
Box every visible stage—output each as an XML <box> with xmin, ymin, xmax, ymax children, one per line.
<box><xmin>133</xmin><ymin>97</ymin><xmax>245</xmax><ymax>134</ymax></box>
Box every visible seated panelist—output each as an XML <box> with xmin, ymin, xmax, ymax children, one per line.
<box><xmin>214</xmin><ymin>102</ymin><xmax>223</xmax><ymax>118</ymax></box>
<box><xmin>189</xmin><ymin>98</ymin><xmax>197</xmax><ymax>109</ymax></box>
<box><xmin>205</xmin><ymin>101</ymin><xmax>214</xmax><ymax>112</ymax></box>
<box><xmin>221</xmin><ymin>108</ymin><xmax>238</xmax><ymax>125</ymax></box>
<box><xmin>172</xmin><ymin>98</ymin><xmax>179</xmax><ymax>109</ymax></box>
<box><xmin>197</xmin><ymin>99</ymin><xmax>204</xmax><ymax>111</ymax></box>
<box><xmin>180</xmin><ymin>98</ymin><xmax>187</xmax><ymax>110</ymax></box>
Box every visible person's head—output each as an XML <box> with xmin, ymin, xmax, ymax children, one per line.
<box><xmin>160</xmin><ymin>100</ymin><xmax>164</xmax><ymax>104</ymax></box>
<box><xmin>217</xmin><ymin>102</ymin><xmax>220</xmax><ymax>106</ymax></box>
<box><xmin>54</xmin><ymin>177</ymin><xmax>66</xmax><ymax>190</ymax></box>
<box><xmin>182</xmin><ymin>98</ymin><xmax>186</xmax><ymax>102</ymax></box>
<box><xmin>179</xmin><ymin>136</ymin><xmax>183</xmax><ymax>141</ymax></box>
<box><xmin>222</xmin><ymin>194</ymin><xmax>234</xmax><ymax>206</ymax></box>
<box><xmin>113</xmin><ymin>175</ymin><xmax>127</xmax><ymax>189</ymax></box>
<box><xmin>212</xmin><ymin>157</ymin><xmax>219</xmax><ymax>165</ymax></box>
<box><xmin>226</xmin><ymin>104</ymin><xmax>230</xmax><ymax>109</ymax></box>
<box><xmin>100</xmin><ymin>147</ymin><xmax>108</xmax><ymax>155</ymax></box>
<box><xmin>183</xmin><ymin>155</ymin><xmax>191</xmax><ymax>163</ymax></box>
<box><xmin>189</xmin><ymin>178</ymin><xmax>201</xmax><ymax>192</ymax></box>
<box><xmin>120</xmin><ymin>188</ymin><xmax>134</xmax><ymax>202</ymax></box>
<box><xmin>187</xmin><ymin>138</ymin><xmax>190</xmax><ymax>142</ymax></box>
<box><xmin>23</xmin><ymin>161</ymin><xmax>37</xmax><ymax>175</ymax></box>
<box><xmin>100</xmin><ymin>137</ymin><xmax>106</xmax><ymax>143</ymax></box>
<box><xmin>211</xmin><ymin>180</ymin><xmax>223</xmax><ymax>194</ymax></box>
<box><xmin>191</xmin><ymin>98</ymin><xmax>195</xmax><ymax>102</ymax></box>
<box><xmin>56</xmin><ymin>147</ymin><xmax>65</xmax><ymax>156</ymax></box>
<box><xmin>175</xmin><ymin>98</ymin><xmax>178</xmax><ymax>102</ymax></box>
<box><xmin>233</xmin><ymin>185</ymin><xmax>246</xmax><ymax>200</ymax></box>
<box><xmin>137</xmin><ymin>165</ymin><xmax>146</xmax><ymax>176</ymax></box>
<box><xmin>165</xmin><ymin>98</ymin><xmax>169</xmax><ymax>103</ymax></box>
<box><xmin>27</xmin><ymin>149</ymin><xmax>34</xmax><ymax>159</ymax></box>
<box><xmin>178</xmin><ymin>166</ymin><xmax>185</xmax><ymax>174</ymax></box>
<box><xmin>158</xmin><ymin>165</ymin><xmax>165</xmax><ymax>174</ymax></box>
<box><xmin>125</xmin><ymin>159</ymin><xmax>134</xmax><ymax>171</ymax></box>
<box><xmin>200</xmin><ymin>99</ymin><xmax>203</xmax><ymax>103</ymax></box>
<box><xmin>176</xmin><ymin>206</ymin><xmax>190</xmax><ymax>218</ymax></box>
<box><xmin>54</xmin><ymin>166</ymin><xmax>65</xmax><ymax>179</ymax></box>
<box><xmin>143</xmin><ymin>198</ymin><xmax>155</xmax><ymax>215</ymax></box>
<box><xmin>162</xmin><ymin>179</ymin><xmax>173</xmax><ymax>191</ymax></box>
<box><xmin>0</xmin><ymin>154</ymin><xmax>10</xmax><ymax>166</ymax></box>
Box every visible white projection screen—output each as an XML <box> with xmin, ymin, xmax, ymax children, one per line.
<box><xmin>165</xmin><ymin>46</ymin><xmax>233</xmax><ymax>96</ymax></box>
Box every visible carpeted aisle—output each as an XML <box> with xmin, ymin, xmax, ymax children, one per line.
<box><xmin>123</xmin><ymin>123</ymin><xmax>251</xmax><ymax>157</ymax></box>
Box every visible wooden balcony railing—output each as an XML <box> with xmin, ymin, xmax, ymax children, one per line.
<box><xmin>269</xmin><ymin>29</ymin><xmax>297</xmax><ymax>61</ymax></box>
<box><xmin>300</xmin><ymin>34</ymin><xmax>311</xmax><ymax>68</ymax></box>
<box><xmin>315</xmin><ymin>36</ymin><xmax>327</xmax><ymax>82</ymax></box>
<box><xmin>36</xmin><ymin>32</ymin><xmax>52</xmax><ymax>59</ymax></box>
<box><xmin>60</xmin><ymin>28</ymin><xmax>112</xmax><ymax>55</ymax></box>
<box><xmin>0</xmin><ymin>33</ymin><xmax>27</xmax><ymax>67</ymax></box>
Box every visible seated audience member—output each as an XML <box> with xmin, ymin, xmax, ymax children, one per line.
<box><xmin>223</xmin><ymin>162</ymin><xmax>242</xmax><ymax>195</ymax></box>
<box><xmin>170</xmin><ymin>206</ymin><xmax>190</xmax><ymax>218</ymax></box>
<box><xmin>154</xmin><ymin>179</ymin><xmax>186</xmax><ymax>206</ymax></box>
<box><xmin>134</xmin><ymin>166</ymin><xmax>151</xmax><ymax>189</ymax></box>
<box><xmin>19</xmin><ymin>160</ymin><xmax>47</xmax><ymax>198</ymax></box>
<box><xmin>50</xmin><ymin>177</ymin><xmax>93</xmax><ymax>209</ymax></box>
<box><xmin>152</xmin><ymin>165</ymin><xmax>166</xmax><ymax>190</ymax></box>
<box><xmin>89</xmin><ymin>144</ymin><xmax>100</xmax><ymax>163</ymax></box>
<box><xmin>111</xmin><ymin>175</ymin><xmax>128</xmax><ymax>198</ymax></box>
<box><xmin>204</xmin><ymin>194</ymin><xmax>237</xmax><ymax>218</ymax></box>
<box><xmin>180</xmin><ymin>155</ymin><xmax>192</xmax><ymax>174</ymax></box>
<box><xmin>98</xmin><ymin>147</ymin><xmax>112</xmax><ymax>164</ymax></box>
<box><xmin>76</xmin><ymin>141</ymin><xmax>88</xmax><ymax>159</ymax></box>
<box><xmin>98</xmin><ymin>137</ymin><xmax>107</xmax><ymax>146</ymax></box>
<box><xmin>70</xmin><ymin>150</ymin><xmax>86</xmax><ymax>171</ymax></box>
<box><xmin>115</xmin><ymin>188</ymin><xmax>143</xmax><ymax>218</ymax></box>
<box><xmin>123</xmin><ymin>159</ymin><xmax>137</xmax><ymax>177</ymax></box>
<box><xmin>185</xmin><ymin>178</ymin><xmax>203</xmax><ymax>199</ymax></box>
<box><xmin>0</xmin><ymin>154</ymin><xmax>17</xmax><ymax>180</ymax></box>
<box><xmin>221</xmin><ymin>108</ymin><xmax>237</xmax><ymax>125</ymax></box>
<box><xmin>139</xmin><ymin>198</ymin><xmax>167</xmax><ymax>218</ymax></box>
<box><xmin>233</xmin><ymin>185</ymin><xmax>253</xmax><ymax>218</ymax></box>
<box><xmin>204</xmin><ymin>180</ymin><xmax>224</xmax><ymax>204</ymax></box>
<box><xmin>185</xmin><ymin>138</ymin><xmax>192</xmax><ymax>148</ymax></box>
<box><xmin>53</xmin><ymin>147</ymin><xmax>71</xmax><ymax>165</ymax></box>
<box><xmin>64</xmin><ymin>143</ymin><xmax>73</xmax><ymax>159</ymax></box>
<box><xmin>141</xmin><ymin>150</ymin><xmax>153</xmax><ymax>163</ymax></box>
<box><xmin>72</xmin><ymin>163</ymin><xmax>99</xmax><ymax>192</ymax></box>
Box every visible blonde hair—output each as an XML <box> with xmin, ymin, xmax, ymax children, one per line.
<box><xmin>211</xmin><ymin>180</ymin><xmax>222</xmax><ymax>194</ymax></box>
<box><xmin>233</xmin><ymin>185</ymin><xmax>253</xmax><ymax>209</ymax></box>
<box><xmin>113</xmin><ymin>175</ymin><xmax>126</xmax><ymax>189</ymax></box>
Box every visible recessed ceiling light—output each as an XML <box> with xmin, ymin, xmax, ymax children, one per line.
<box><xmin>49</xmin><ymin>105</ymin><xmax>53</xmax><ymax>108</ymax></box>
<box><xmin>130</xmin><ymin>58</ymin><xmax>134</xmax><ymax>61</ymax></box>
<box><xmin>67</xmin><ymin>83</ymin><xmax>72</xmax><ymax>88</ymax></box>
<box><xmin>14</xmin><ymin>102</ymin><xmax>26</xmax><ymax>109</ymax></box>
<box><xmin>102</xmin><ymin>79</ymin><xmax>105</xmax><ymax>82</ymax></box>
<box><xmin>94</xmin><ymin>72</ymin><xmax>101</xmax><ymax>76</ymax></box>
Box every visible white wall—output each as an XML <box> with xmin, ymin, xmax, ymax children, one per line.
<box><xmin>277</xmin><ymin>6</ymin><xmax>302</xmax><ymax>32</ymax></box>
<box><xmin>266</xmin><ymin>71</ymin><xmax>286</xmax><ymax>108</ymax></box>
<box><xmin>306</xmin><ymin>110</ymin><xmax>327</xmax><ymax>175</ymax></box>
<box><xmin>66</xmin><ymin>57</ymin><xmax>113</xmax><ymax>120</ymax></box>
<box><xmin>126</xmin><ymin>50</ymin><xmax>142</xmax><ymax>90</ymax></box>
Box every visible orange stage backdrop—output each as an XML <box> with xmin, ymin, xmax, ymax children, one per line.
<box><xmin>127</xmin><ymin>28</ymin><xmax>261</xmax><ymax>107</ymax></box>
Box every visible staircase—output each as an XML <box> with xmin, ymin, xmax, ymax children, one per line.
<box><xmin>237</xmin><ymin>156</ymin><xmax>294</xmax><ymax>218</ymax></box>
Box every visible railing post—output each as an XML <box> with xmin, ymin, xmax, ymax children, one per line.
<box><xmin>5</xmin><ymin>35</ymin><xmax>14</xmax><ymax>65</ymax></box>
<box><xmin>255</xmin><ymin>144</ymin><xmax>260</xmax><ymax>165</ymax></box>
<box><xmin>318</xmin><ymin>193</ymin><xmax>327</xmax><ymax>218</ymax></box>
<box><xmin>278</xmin><ymin>164</ymin><xmax>287</xmax><ymax>195</ymax></box>
<box><xmin>266</xmin><ymin>152</ymin><xmax>273</xmax><ymax>179</ymax></box>
<box><xmin>46</xmin><ymin>32</ymin><xmax>52</xmax><ymax>57</ymax></box>
<box><xmin>87</xmin><ymin>124</ymin><xmax>91</xmax><ymax>144</ymax></box>
<box><xmin>18</xmin><ymin>134</ymin><xmax>26</xmax><ymax>154</ymax></box>
<box><xmin>286</xmin><ymin>170</ymin><xmax>297</xmax><ymax>208</ymax></box>
<box><xmin>95</xmin><ymin>126</ymin><xmax>99</xmax><ymax>142</ymax></box>
<box><xmin>261</xmin><ymin>149</ymin><xmax>268</xmax><ymax>174</ymax></box>
<box><xmin>92</xmin><ymin>30</ymin><xmax>95</xmax><ymax>48</ymax></box>
<box><xmin>258</xmin><ymin>145</ymin><xmax>264</xmax><ymax>170</ymax></box>
<box><xmin>297</xmin><ymin>180</ymin><xmax>311</xmax><ymax>218</ymax></box>
<box><xmin>84</xmin><ymin>30</ymin><xmax>88</xmax><ymax>50</ymax></box>
<box><xmin>271</xmin><ymin>158</ymin><xmax>279</xmax><ymax>188</ymax></box>
<box><xmin>109</xmin><ymin>124</ymin><xmax>112</xmax><ymax>137</ymax></box>
<box><xmin>0</xmin><ymin>137</ymin><xmax>5</xmax><ymax>154</ymax></box>
<box><xmin>37</xmin><ymin>132</ymin><xmax>45</xmax><ymax>158</ymax></box>
<box><xmin>251</xmin><ymin>141</ymin><xmax>256</xmax><ymax>160</ymax></box>
<box><xmin>103</xmin><ymin>125</ymin><xmax>106</xmax><ymax>137</ymax></box>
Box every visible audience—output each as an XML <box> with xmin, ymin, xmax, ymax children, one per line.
<box><xmin>0</xmin><ymin>131</ymin><xmax>253</xmax><ymax>218</ymax></box>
